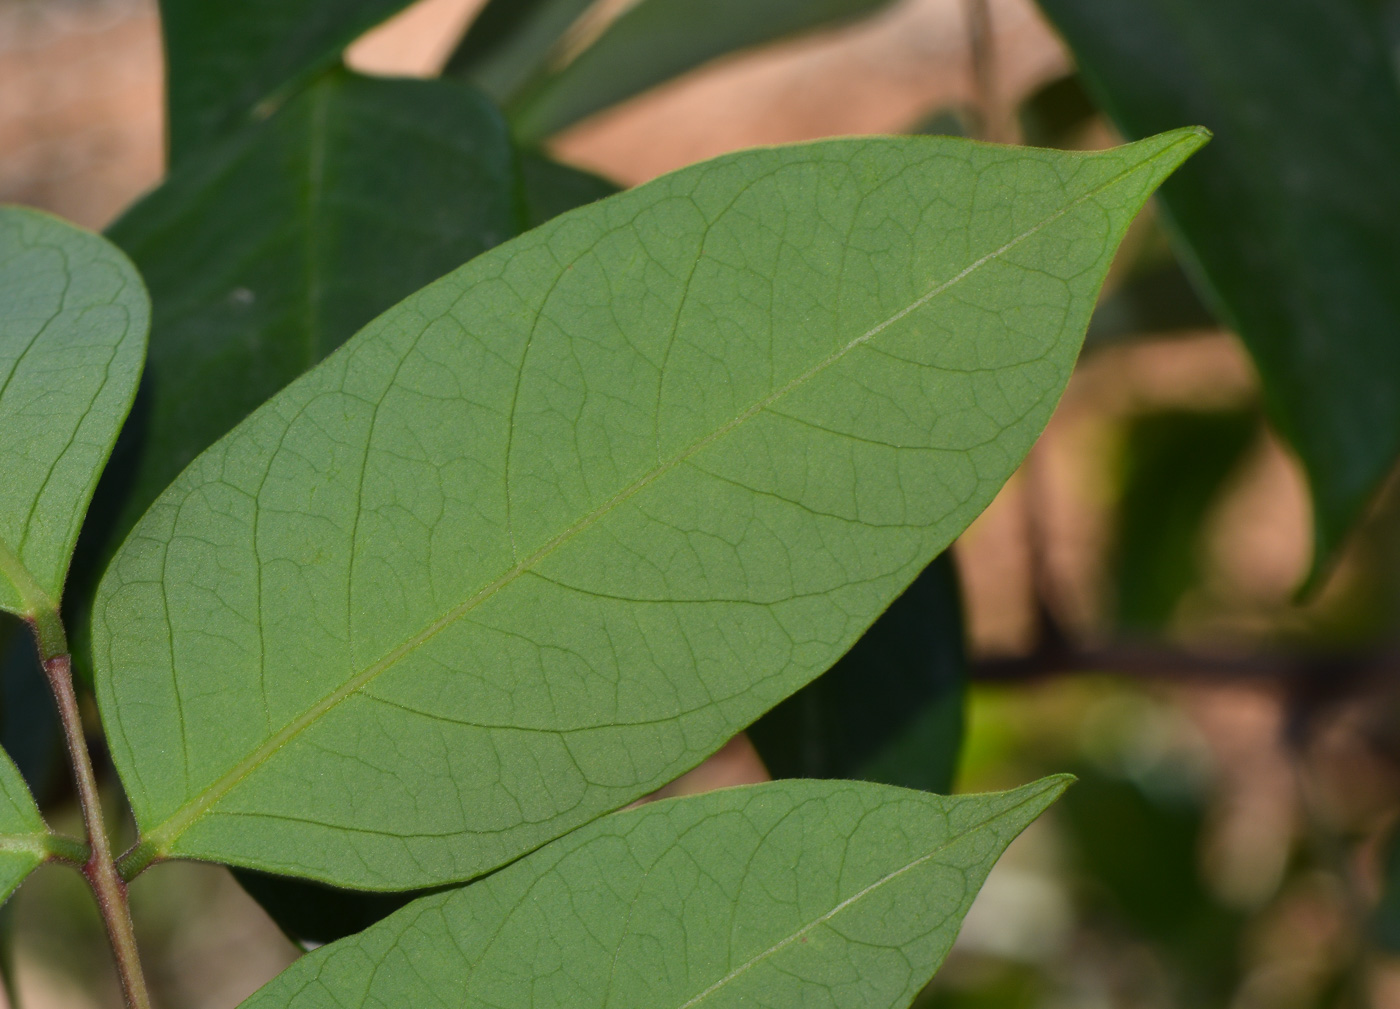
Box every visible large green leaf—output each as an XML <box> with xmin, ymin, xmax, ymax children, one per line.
<box><xmin>442</xmin><ymin>0</ymin><xmax>597</xmax><ymax>106</ymax></box>
<box><xmin>508</xmin><ymin>0</ymin><xmax>901</xmax><ymax>141</ymax></box>
<box><xmin>1035</xmin><ymin>0</ymin><xmax>1400</xmax><ymax>567</ymax></box>
<box><xmin>94</xmin><ymin>71</ymin><xmax>612</xmax><ymax>610</ymax></box>
<box><xmin>240</xmin><ymin>777</ymin><xmax>1068</xmax><ymax>1008</ymax></box>
<box><xmin>751</xmin><ymin>553</ymin><xmax>965</xmax><ymax>793</ymax></box>
<box><xmin>0</xmin><ymin>206</ymin><xmax>148</xmax><ymax>653</ymax></box>
<box><xmin>97</xmin><ymin>129</ymin><xmax>1203</xmax><ymax>889</ymax></box>
<box><xmin>0</xmin><ymin>746</ymin><xmax>47</xmax><ymax>907</ymax></box>
<box><xmin>159</xmin><ymin>0</ymin><xmax>415</xmax><ymax>163</ymax></box>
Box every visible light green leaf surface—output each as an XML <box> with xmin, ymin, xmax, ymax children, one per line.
<box><xmin>97</xmin><ymin>129</ymin><xmax>1203</xmax><ymax>889</ymax></box>
<box><xmin>0</xmin><ymin>746</ymin><xmax>47</xmax><ymax>907</ymax></box>
<box><xmin>508</xmin><ymin>0</ymin><xmax>901</xmax><ymax>141</ymax></box>
<box><xmin>241</xmin><ymin>777</ymin><xmax>1068</xmax><ymax>1008</ymax></box>
<box><xmin>0</xmin><ymin>207</ymin><xmax>147</xmax><ymax>645</ymax></box>
<box><xmin>160</xmin><ymin>0</ymin><xmax>415</xmax><ymax>163</ymax></box>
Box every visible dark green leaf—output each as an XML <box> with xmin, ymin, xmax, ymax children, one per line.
<box><xmin>159</xmin><ymin>0</ymin><xmax>415</xmax><ymax>162</ymax></box>
<box><xmin>1017</xmin><ymin>75</ymin><xmax>1098</xmax><ymax>150</ymax></box>
<box><xmin>1114</xmin><ymin>410</ymin><xmax>1256</xmax><ymax>629</ymax></box>
<box><xmin>0</xmin><ymin>618</ymin><xmax>61</xmax><ymax>802</ymax></box>
<box><xmin>97</xmin><ymin>130</ymin><xmax>1203</xmax><ymax>889</ymax></box>
<box><xmin>442</xmin><ymin>0</ymin><xmax>596</xmax><ymax>105</ymax></box>
<box><xmin>750</xmin><ymin>553</ymin><xmax>965</xmax><ymax>793</ymax></box>
<box><xmin>508</xmin><ymin>0</ymin><xmax>901</xmax><ymax>141</ymax></box>
<box><xmin>239</xmin><ymin>777</ymin><xmax>1069</xmax><ymax>1009</ymax></box>
<box><xmin>1036</xmin><ymin>0</ymin><xmax>1400</xmax><ymax>567</ymax></box>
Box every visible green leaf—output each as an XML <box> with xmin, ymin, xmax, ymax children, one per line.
<box><xmin>508</xmin><ymin>0</ymin><xmax>902</xmax><ymax>141</ymax></box>
<box><xmin>1113</xmin><ymin>410</ymin><xmax>1255</xmax><ymax>629</ymax></box>
<box><xmin>0</xmin><ymin>745</ymin><xmax>47</xmax><ymax>907</ymax></box>
<box><xmin>0</xmin><ymin>206</ymin><xmax>148</xmax><ymax>654</ymax></box>
<box><xmin>751</xmin><ymin>553</ymin><xmax>966</xmax><ymax>793</ymax></box>
<box><xmin>91</xmin><ymin>71</ymin><xmax>612</xmax><ymax>621</ymax></box>
<box><xmin>97</xmin><ymin>129</ymin><xmax>1204</xmax><ymax>889</ymax></box>
<box><xmin>159</xmin><ymin>0</ymin><xmax>415</xmax><ymax>163</ymax></box>
<box><xmin>0</xmin><ymin>618</ymin><xmax>61</xmax><ymax>800</ymax></box>
<box><xmin>442</xmin><ymin>0</ymin><xmax>597</xmax><ymax>105</ymax></box>
<box><xmin>240</xmin><ymin>777</ymin><xmax>1069</xmax><ymax>1008</ymax></box>
<box><xmin>1035</xmin><ymin>0</ymin><xmax>1400</xmax><ymax>568</ymax></box>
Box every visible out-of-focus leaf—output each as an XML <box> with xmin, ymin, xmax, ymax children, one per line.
<box><xmin>517</xmin><ymin>150</ymin><xmax>619</xmax><ymax>228</ymax></box>
<box><xmin>97</xmin><ymin>130</ymin><xmax>1203</xmax><ymax>890</ymax></box>
<box><xmin>0</xmin><ymin>619</ymin><xmax>60</xmax><ymax>802</ymax></box>
<box><xmin>0</xmin><ymin>206</ymin><xmax>148</xmax><ymax>657</ymax></box>
<box><xmin>1018</xmin><ymin>75</ymin><xmax>1097</xmax><ymax>150</ymax></box>
<box><xmin>159</xmin><ymin>0</ymin><xmax>415</xmax><ymax>162</ymax></box>
<box><xmin>1058</xmin><ymin>769</ymin><xmax>1241</xmax><ymax>1004</ymax></box>
<box><xmin>86</xmin><ymin>71</ymin><xmax>609</xmax><ymax>636</ymax></box>
<box><xmin>1114</xmin><ymin>410</ymin><xmax>1255</xmax><ymax>629</ymax></box>
<box><xmin>508</xmin><ymin>0</ymin><xmax>901</xmax><ymax>140</ymax></box>
<box><xmin>1373</xmin><ymin>822</ymin><xmax>1400</xmax><ymax>952</ymax></box>
<box><xmin>1085</xmin><ymin>258</ymin><xmax>1217</xmax><ymax>348</ymax></box>
<box><xmin>1036</xmin><ymin>0</ymin><xmax>1400</xmax><ymax>568</ymax></box>
<box><xmin>751</xmin><ymin>553</ymin><xmax>965</xmax><ymax>794</ymax></box>
<box><xmin>239</xmin><ymin>777</ymin><xmax>1069</xmax><ymax>1009</ymax></box>
<box><xmin>232</xmin><ymin>870</ymin><xmax>424</xmax><ymax>949</ymax></box>
<box><xmin>442</xmin><ymin>0</ymin><xmax>596</xmax><ymax>105</ymax></box>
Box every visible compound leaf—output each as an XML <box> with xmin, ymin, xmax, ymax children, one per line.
<box><xmin>0</xmin><ymin>206</ymin><xmax>147</xmax><ymax>652</ymax></box>
<box><xmin>1036</xmin><ymin>0</ymin><xmax>1400</xmax><ymax>568</ymax></box>
<box><xmin>240</xmin><ymin>777</ymin><xmax>1068</xmax><ymax>1008</ymax></box>
<box><xmin>97</xmin><ymin>129</ymin><xmax>1203</xmax><ymax>889</ymax></box>
<box><xmin>160</xmin><ymin>0</ymin><xmax>416</xmax><ymax>162</ymax></box>
<box><xmin>508</xmin><ymin>0</ymin><xmax>902</xmax><ymax>141</ymax></box>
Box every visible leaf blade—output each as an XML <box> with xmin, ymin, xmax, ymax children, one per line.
<box><xmin>1035</xmin><ymin>0</ymin><xmax>1400</xmax><ymax>566</ymax></box>
<box><xmin>0</xmin><ymin>207</ymin><xmax>148</xmax><ymax>636</ymax></box>
<box><xmin>99</xmin><ymin>130</ymin><xmax>1203</xmax><ymax>889</ymax></box>
<box><xmin>84</xmin><ymin>72</ymin><xmax>613</xmax><ymax>646</ymax></box>
<box><xmin>239</xmin><ymin>777</ymin><xmax>1068</xmax><ymax>1008</ymax></box>
<box><xmin>160</xmin><ymin>0</ymin><xmax>415</xmax><ymax>162</ymax></box>
<box><xmin>507</xmin><ymin>0</ymin><xmax>901</xmax><ymax>140</ymax></box>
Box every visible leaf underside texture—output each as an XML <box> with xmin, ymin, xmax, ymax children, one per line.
<box><xmin>0</xmin><ymin>206</ymin><xmax>148</xmax><ymax>624</ymax></box>
<box><xmin>240</xmin><ymin>777</ymin><xmax>1069</xmax><ymax>1008</ymax></box>
<box><xmin>96</xmin><ymin>129</ymin><xmax>1203</xmax><ymax>890</ymax></box>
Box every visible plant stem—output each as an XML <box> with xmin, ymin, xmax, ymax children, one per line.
<box><xmin>42</xmin><ymin>652</ymin><xmax>153</xmax><ymax>1009</ymax></box>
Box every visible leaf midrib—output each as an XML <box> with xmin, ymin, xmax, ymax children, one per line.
<box><xmin>138</xmin><ymin>138</ymin><xmax>1186</xmax><ymax>856</ymax></box>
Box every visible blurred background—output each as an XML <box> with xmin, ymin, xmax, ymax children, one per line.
<box><xmin>5</xmin><ymin>0</ymin><xmax>1400</xmax><ymax>1006</ymax></box>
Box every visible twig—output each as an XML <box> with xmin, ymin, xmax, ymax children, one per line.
<box><xmin>39</xmin><ymin>646</ymin><xmax>152</xmax><ymax>1009</ymax></box>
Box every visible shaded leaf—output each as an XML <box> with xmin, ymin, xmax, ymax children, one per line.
<box><xmin>751</xmin><ymin>553</ymin><xmax>965</xmax><ymax>793</ymax></box>
<box><xmin>443</xmin><ymin>0</ymin><xmax>597</xmax><ymax>105</ymax></box>
<box><xmin>240</xmin><ymin>777</ymin><xmax>1069</xmax><ymax>1008</ymax></box>
<box><xmin>1113</xmin><ymin>410</ymin><xmax>1256</xmax><ymax>629</ymax></box>
<box><xmin>90</xmin><ymin>71</ymin><xmax>611</xmax><ymax>626</ymax></box>
<box><xmin>0</xmin><ymin>618</ymin><xmax>61</xmax><ymax>801</ymax></box>
<box><xmin>1036</xmin><ymin>0</ymin><xmax>1400</xmax><ymax>567</ymax></box>
<box><xmin>160</xmin><ymin>0</ymin><xmax>415</xmax><ymax>163</ymax></box>
<box><xmin>0</xmin><ymin>206</ymin><xmax>148</xmax><ymax>654</ymax></box>
<box><xmin>508</xmin><ymin>0</ymin><xmax>901</xmax><ymax>141</ymax></box>
<box><xmin>1017</xmin><ymin>75</ymin><xmax>1098</xmax><ymax>150</ymax></box>
<box><xmin>97</xmin><ymin>130</ymin><xmax>1204</xmax><ymax>889</ymax></box>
